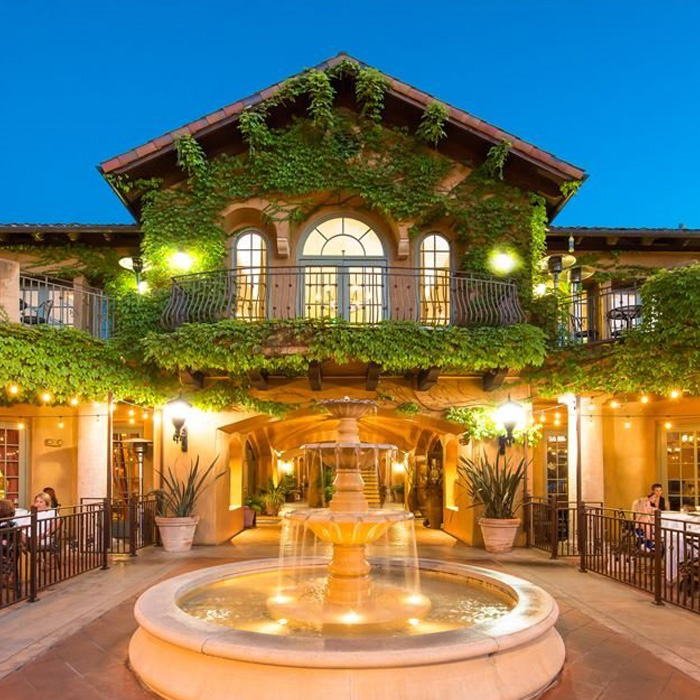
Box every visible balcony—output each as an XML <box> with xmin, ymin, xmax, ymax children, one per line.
<box><xmin>19</xmin><ymin>274</ymin><xmax>114</xmax><ymax>340</ymax></box>
<box><xmin>161</xmin><ymin>266</ymin><xmax>525</xmax><ymax>330</ymax></box>
<box><xmin>557</xmin><ymin>285</ymin><xmax>642</xmax><ymax>346</ymax></box>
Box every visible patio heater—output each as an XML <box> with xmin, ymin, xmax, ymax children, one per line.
<box><xmin>540</xmin><ymin>254</ymin><xmax>576</xmax><ymax>290</ymax></box>
<box><xmin>122</xmin><ymin>438</ymin><xmax>152</xmax><ymax>498</ymax></box>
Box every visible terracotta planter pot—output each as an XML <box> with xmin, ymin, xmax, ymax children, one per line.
<box><xmin>478</xmin><ymin>517</ymin><xmax>520</xmax><ymax>553</ymax></box>
<box><xmin>156</xmin><ymin>516</ymin><xmax>199</xmax><ymax>553</ymax></box>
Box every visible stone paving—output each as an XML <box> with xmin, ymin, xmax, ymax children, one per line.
<box><xmin>1</xmin><ymin>520</ymin><xmax>699</xmax><ymax>700</ymax></box>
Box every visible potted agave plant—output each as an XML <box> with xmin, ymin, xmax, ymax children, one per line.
<box><xmin>457</xmin><ymin>453</ymin><xmax>526</xmax><ymax>553</ymax></box>
<box><xmin>153</xmin><ymin>456</ymin><xmax>222</xmax><ymax>552</ymax></box>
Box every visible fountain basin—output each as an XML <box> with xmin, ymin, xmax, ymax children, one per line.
<box><xmin>129</xmin><ymin>558</ymin><xmax>564</xmax><ymax>700</ymax></box>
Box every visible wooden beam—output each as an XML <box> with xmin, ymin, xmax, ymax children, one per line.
<box><xmin>641</xmin><ymin>237</ymin><xmax>655</xmax><ymax>247</ymax></box>
<box><xmin>247</xmin><ymin>369</ymin><xmax>269</xmax><ymax>391</ymax></box>
<box><xmin>482</xmin><ymin>368</ymin><xmax>508</xmax><ymax>392</ymax></box>
<box><xmin>178</xmin><ymin>369</ymin><xmax>205</xmax><ymax>389</ymax></box>
<box><xmin>414</xmin><ymin>367</ymin><xmax>439</xmax><ymax>392</ymax></box>
<box><xmin>605</xmin><ymin>236</ymin><xmax>619</xmax><ymax>246</ymax></box>
<box><xmin>308</xmin><ymin>361</ymin><xmax>322</xmax><ymax>391</ymax></box>
<box><xmin>366</xmin><ymin>362</ymin><xmax>381</xmax><ymax>391</ymax></box>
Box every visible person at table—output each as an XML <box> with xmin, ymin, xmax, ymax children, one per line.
<box><xmin>648</xmin><ymin>483</ymin><xmax>668</xmax><ymax>511</ymax></box>
<box><xmin>42</xmin><ymin>487</ymin><xmax>60</xmax><ymax>510</ymax></box>
<box><xmin>0</xmin><ymin>499</ymin><xmax>21</xmax><ymax>594</ymax></box>
<box><xmin>15</xmin><ymin>493</ymin><xmax>57</xmax><ymax>544</ymax></box>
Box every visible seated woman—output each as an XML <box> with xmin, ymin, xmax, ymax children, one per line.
<box><xmin>42</xmin><ymin>487</ymin><xmax>60</xmax><ymax>511</ymax></box>
<box><xmin>632</xmin><ymin>497</ymin><xmax>655</xmax><ymax>551</ymax></box>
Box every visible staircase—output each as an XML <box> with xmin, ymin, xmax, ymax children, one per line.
<box><xmin>361</xmin><ymin>466</ymin><xmax>382</xmax><ymax>508</ymax></box>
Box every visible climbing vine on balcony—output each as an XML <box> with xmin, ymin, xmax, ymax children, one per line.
<box><xmin>142</xmin><ymin>319</ymin><xmax>548</xmax><ymax>376</ymax></box>
<box><xmin>528</xmin><ymin>264</ymin><xmax>700</xmax><ymax>395</ymax></box>
<box><xmin>107</xmin><ymin>58</ymin><xmax>548</xmax><ymax>296</ymax></box>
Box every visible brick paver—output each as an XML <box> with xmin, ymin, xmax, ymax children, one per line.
<box><xmin>1</xmin><ymin>527</ymin><xmax>699</xmax><ymax>700</ymax></box>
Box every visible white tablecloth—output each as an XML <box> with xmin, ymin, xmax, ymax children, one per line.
<box><xmin>662</xmin><ymin>512</ymin><xmax>700</xmax><ymax>580</ymax></box>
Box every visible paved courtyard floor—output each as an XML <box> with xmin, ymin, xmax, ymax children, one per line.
<box><xmin>1</xmin><ymin>519</ymin><xmax>699</xmax><ymax>699</ymax></box>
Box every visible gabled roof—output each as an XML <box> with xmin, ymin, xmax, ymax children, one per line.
<box><xmin>98</xmin><ymin>53</ymin><xmax>586</xmax><ymax>219</ymax></box>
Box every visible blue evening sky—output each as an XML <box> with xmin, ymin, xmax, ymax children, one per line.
<box><xmin>1</xmin><ymin>1</ymin><xmax>698</xmax><ymax>227</ymax></box>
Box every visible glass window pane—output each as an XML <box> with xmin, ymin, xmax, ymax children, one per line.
<box><xmin>322</xmin><ymin>234</ymin><xmax>366</xmax><ymax>257</ymax></box>
<box><xmin>304</xmin><ymin>218</ymin><xmax>383</xmax><ymax>257</ymax></box>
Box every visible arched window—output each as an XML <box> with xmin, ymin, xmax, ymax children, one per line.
<box><xmin>419</xmin><ymin>233</ymin><xmax>451</xmax><ymax>325</ymax></box>
<box><xmin>300</xmin><ymin>216</ymin><xmax>387</xmax><ymax>322</ymax></box>
<box><xmin>232</xmin><ymin>230</ymin><xmax>267</xmax><ymax>320</ymax></box>
<box><xmin>301</xmin><ymin>216</ymin><xmax>384</xmax><ymax>258</ymax></box>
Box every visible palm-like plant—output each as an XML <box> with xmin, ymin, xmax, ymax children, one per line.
<box><xmin>154</xmin><ymin>456</ymin><xmax>222</xmax><ymax>517</ymax></box>
<box><xmin>456</xmin><ymin>453</ymin><xmax>526</xmax><ymax>519</ymax></box>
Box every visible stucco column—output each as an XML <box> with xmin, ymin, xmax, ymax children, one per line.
<box><xmin>580</xmin><ymin>400</ymin><xmax>605</xmax><ymax>503</ymax></box>
<box><xmin>558</xmin><ymin>394</ymin><xmax>578</xmax><ymax>504</ymax></box>
<box><xmin>0</xmin><ymin>257</ymin><xmax>20</xmax><ymax>323</ymax></box>
<box><xmin>77</xmin><ymin>403</ymin><xmax>109</xmax><ymax>500</ymax></box>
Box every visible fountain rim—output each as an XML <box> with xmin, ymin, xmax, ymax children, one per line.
<box><xmin>133</xmin><ymin>557</ymin><xmax>559</xmax><ymax>670</ymax></box>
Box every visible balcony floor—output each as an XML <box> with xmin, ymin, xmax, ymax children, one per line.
<box><xmin>0</xmin><ymin>522</ymin><xmax>699</xmax><ymax>700</ymax></box>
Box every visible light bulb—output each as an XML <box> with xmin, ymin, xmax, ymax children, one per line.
<box><xmin>70</xmin><ymin>397</ymin><xmax>79</xmax><ymax>406</ymax></box>
<box><xmin>670</xmin><ymin>389</ymin><xmax>681</xmax><ymax>399</ymax></box>
<box><xmin>128</xmin><ymin>409</ymin><xmax>135</xmax><ymax>417</ymax></box>
<box><xmin>610</xmin><ymin>400</ymin><xmax>620</xmax><ymax>409</ymax></box>
<box><xmin>17</xmin><ymin>422</ymin><xmax>25</xmax><ymax>430</ymax></box>
<box><xmin>8</xmin><ymin>385</ymin><xmax>19</xmax><ymax>395</ymax></box>
<box><xmin>624</xmin><ymin>421</ymin><xmax>631</xmax><ymax>429</ymax></box>
<box><xmin>170</xmin><ymin>251</ymin><xmax>193</xmax><ymax>272</ymax></box>
<box><xmin>58</xmin><ymin>419</ymin><xmax>64</xmax><ymax>429</ymax></box>
<box><xmin>41</xmin><ymin>392</ymin><xmax>52</xmax><ymax>403</ymax></box>
<box><xmin>488</xmin><ymin>250</ymin><xmax>518</xmax><ymax>275</ymax></box>
<box><xmin>665</xmin><ymin>421</ymin><xmax>673</xmax><ymax>429</ymax></box>
<box><xmin>641</xmin><ymin>395</ymin><xmax>650</xmax><ymax>404</ymax></box>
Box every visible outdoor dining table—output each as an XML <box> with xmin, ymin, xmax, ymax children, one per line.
<box><xmin>661</xmin><ymin>512</ymin><xmax>700</xmax><ymax>581</ymax></box>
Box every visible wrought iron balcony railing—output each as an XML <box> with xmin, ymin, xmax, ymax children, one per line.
<box><xmin>19</xmin><ymin>274</ymin><xmax>115</xmax><ymax>340</ymax></box>
<box><xmin>161</xmin><ymin>266</ymin><xmax>525</xmax><ymax>330</ymax></box>
<box><xmin>557</xmin><ymin>284</ymin><xmax>642</xmax><ymax>346</ymax></box>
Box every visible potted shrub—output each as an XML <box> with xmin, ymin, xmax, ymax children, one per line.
<box><xmin>243</xmin><ymin>494</ymin><xmax>263</xmax><ymax>528</ymax></box>
<box><xmin>153</xmin><ymin>456</ymin><xmax>222</xmax><ymax>552</ymax></box>
<box><xmin>457</xmin><ymin>454</ymin><xmax>526</xmax><ymax>553</ymax></box>
<box><xmin>259</xmin><ymin>477</ymin><xmax>288</xmax><ymax>516</ymax></box>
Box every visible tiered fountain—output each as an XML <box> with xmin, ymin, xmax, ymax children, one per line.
<box><xmin>129</xmin><ymin>399</ymin><xmax>564</xmax><ymax>700</ymax></box>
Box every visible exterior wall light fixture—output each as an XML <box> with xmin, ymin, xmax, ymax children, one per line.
<box><xmin>494</xmin><ymin>396</ymin><xmax>525</xmax><ymax>455</ymax></box>
<box><xmin>168</xmin><ymin>397</ymin><xmax>191</xmax><ymax>452</ymax></box>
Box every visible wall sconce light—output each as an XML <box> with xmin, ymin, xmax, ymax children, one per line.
<box><xmin>119</xmin><ymin>255</ymin><xmax>148</xmax><ymax>292</ymax></box>
<box><xmin>168</xmin><ymin>397</ymin><xmax>191</xmax><ymax>452</ymax></box>
<box><xmin>495</xmin><ymin>396</ymin><xmax>525</xmax><ymax>455</ymax></box>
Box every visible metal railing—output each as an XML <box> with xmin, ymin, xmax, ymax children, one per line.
<box><xmin>557</xmin><ymin>284</ymin><xmax>641</xmax><ymax>346</ymax></box>
<box><xmin>527</xmin><ymin>498</ymin><xmax>602</xmax><ymax>558</ymax></box>
<box><xmin>526</xmin><ymin>499</ymin><xmax>700</xmax><ymax>615</ymax></box>
<box><xmin>19</xmin><ymin>274</ymin><xmax>115</xmax><ymax>339</ymax></box>
<box><xmin>161</xmin><ymin>266</ymin><xmax>525</xmax><ymax>330</ymax></box>
<box><xmin>0</xmin><ymin>497</ymin><xmax>158</xmax><ymax>611</ymax></box>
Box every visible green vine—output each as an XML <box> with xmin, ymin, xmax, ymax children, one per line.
<box><xmin>484</xmin><ymin>140</ymin><xmax>512</xmax><ymax>180</ymax></box>
<box><xmin>416</xmin><ymin>101</ymin><xmax>449</xmax><ymax>146</ymax></box>
<box><xmin>446</xmin><ymin>405</ymin><xmax>542</xmax><ymax>445</ymax></box>
<box><xmin>143</xmin><ymin>319</ymin><xmax>547</xmax><ymax>376</ymax></box>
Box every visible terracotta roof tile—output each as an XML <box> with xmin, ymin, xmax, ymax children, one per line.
<box><xmin>135</xmin><ymin>142</ymin><xmax>158</xmax><ymax>158</ymax></box>
<box><xmin>99</xmin><ymin>53</ymin><xmax>586</xmax><ymax>181</ymax></box>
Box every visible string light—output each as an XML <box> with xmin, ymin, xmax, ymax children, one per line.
<box><xmin>41</xmin><ymin>392</ymin><xmax>52</xmax><ymax>403</ymax></box>
<box><xmin>70</xmin><ymin>397</ymin><xmax>79</xmax><ymax>406</ymax></box>
<box><xmin>8</xmin><ymin>385</ymin><xmax>19</xmax><ymax>396</ymax></box>
<box><xmin>665</xmin><ymin>421</ymin><xmax>673</xmax><ymax>429</ymax></box>
<box><xmin>624</xmin><ymin>421</ymin><xmax>631</xmax><ymax>429</ymax></box>
<box><xmin>128</xmin><ymin>408</ymin><xmax>135</xmax><ymax>417</ymax></box>
<box><xmin>641</xmin><ymin>395</ymin><xmax>650</xmax><ymax>404</ymax></box>
<box><xmin>610</xmin><ymin>400</ymin><xmax>620</xmax><ymax>409</ymax></box>
<box><xmin>142</xmin><ymin>411</ymin><xmax>149</xmax><ymax>419</ymax></box>
<box><xmin>670</xmin><ymin>389</ymin><xmax>681</xmax><ymax>399</ymax></box>
<box><xmin>539</xmin><ymin>411</ymin><xmax>546</xmax><ymax>423</ymax></box>
<box><xmin>17</xmin><ymin>422</ymin><xmax>25</xmax><ymax>430</ymax></box>
<box><xmin>58</xmin><ymin>418</ymin><xmax>64</xmax><ymax>429</ymax></box>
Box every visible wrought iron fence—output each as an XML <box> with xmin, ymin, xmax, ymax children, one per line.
<box><xmin>19</xmin><ymin>274</ymin><xmax>115</xmax><ymax>339</ymax></box>
<box><xmin>0</xmin><ymin>497</ymin><xmax>158</xmax><ymax>611</ymax></box>
<box><xmin>557</xmin><ymin>284</ymin><xmax>641</xmax><ymax>346</ymax></box>
<box><xmin>161</xmin><ymin>266</ymin><xmax>525</xmax><ymax>330</ymax></box>
<box><xmin>581</xmin><ymin>506</ymin><xmax>700</xmax><ymax>614</ymax></box>
<box><xmin>527</xmin><ymin>498</ymin><xmax>602</xmax><ymax>557</ymax></box>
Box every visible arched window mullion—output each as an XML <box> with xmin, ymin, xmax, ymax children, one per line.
<box><xmin>232</xmin><ymin>230</ymin><xmax>268</xmax><ymax>321</ymax></box>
